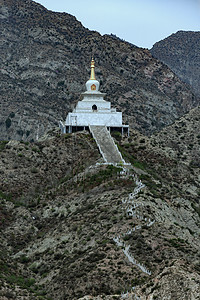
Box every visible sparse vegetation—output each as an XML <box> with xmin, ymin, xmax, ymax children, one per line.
<box><xmin>0</xmin><ymin>2</ymin><xmax>199</xmax><ymax>298</ymax></box>
<box><xmin>0</xmin><ymin>141</ymin><xmax>8</xmax><ymax>151</ymax></box>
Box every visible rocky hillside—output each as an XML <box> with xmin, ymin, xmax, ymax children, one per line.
<box><xmin>0</xmin><ymin>106</ymin><xmax>199</xmax><ymax>299</ymax></box>
<box><xmin>0</xmin><ymin>0</ymin><xmax>198</xmax><ymax>141</ymax></box>
<box><xmin>151</xmin><ymin>31</ymin><xmax>200</xmax><ymax>97</ymax></box>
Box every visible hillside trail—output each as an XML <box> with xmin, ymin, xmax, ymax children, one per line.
<box><xmin>87</xmin><ymin>127</ymin><xmax>155</xmax><ymax>299</ymax></box>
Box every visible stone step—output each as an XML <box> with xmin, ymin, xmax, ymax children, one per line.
<box><xmin>89</xmin><ymin>126</ymin><xmax>125</xmax><ymax>164</ymax></box>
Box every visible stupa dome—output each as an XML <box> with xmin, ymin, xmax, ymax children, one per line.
<box><xmin>85</xmin><ymin>59</ymin><xmax>100</xmax><ymax>92</ymax></box>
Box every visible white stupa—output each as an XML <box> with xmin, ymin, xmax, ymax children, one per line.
<box><xmin>59</xmin><ymin>59</ymin><xmax>129</xmax><ymax>135</ymax></box>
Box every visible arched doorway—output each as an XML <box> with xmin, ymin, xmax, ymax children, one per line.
<box><xmin>92</xmin><ymin>104</ymin><xmax>97</xmax><ymax>111</ymax></box>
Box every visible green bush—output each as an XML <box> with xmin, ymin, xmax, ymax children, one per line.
<box><xmin>133</xmin><ymin>160</ymin><xmax>147</xmax><ymax>170</ymax></box>
<box><xmin>5</xmin><ymin>118</ymin><xmax>11</xmax><ymax>128</ymax></box>
<box><xmin>82</xmin><ymin>165</ymin><xmax>122</xmax><ymax>189</ymax></box>
<box><xmin>0</xmin><ymin>141</ymin><xmax>8</xmax><ymax>151</ymax></box>
<box><xmin>57</xmin><ymin>81</ymin><xmax>65</xmax><ymax>87</ymax></box>
<box><xmin>111</xmin><ymin>131</ymin><xmax>122</xmax><ymax>141</ymax></box>
<box><xmin>19</xmin><ymin>255</ymin><xmax>30</xmax><ymax>263</ymax></box>
<box><xmin>26</xmin><ymin>130</ymin><xmax>30</xmax><ymax>137</ymax></box>
<box><xmin>31</xmin><ymin>167</ymin><xmax>39</xmax><ymax>173</ymax></box>
<box><xmin>31</xmin><ymin>147</ymin><xmax>40</xmax><ymax>153</ymax></box>
<box><xmin>6</xmin><ymin>274</ymin><xmax>35</xmax><ymax>289</ymax></box>
<box><xmin>0</xmin><ymin>190</ymin><xmax>12</xmax><ymax>201</ymax></box>
<box><xmin>9</xmin><ymin>112</ymin><xmax>15</xmax><ymax>118</ymax></box>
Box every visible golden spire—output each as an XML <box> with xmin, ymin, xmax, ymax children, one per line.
<box><xmin>90</xmin><ymin>58</ymin><xmax>96</xmax><ymax>80</ymax></box>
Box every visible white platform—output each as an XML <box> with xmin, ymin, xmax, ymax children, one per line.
<box><xmin>59</xmin><ymin>59</ymin><xmax>129</xmax><ymax>134</ymax></box>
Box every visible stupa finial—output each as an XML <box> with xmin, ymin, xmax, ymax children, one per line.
<box><xmin>90</xmin><ymin>58</ymin><xmax>96</xmax><ymax>80</ymax></box>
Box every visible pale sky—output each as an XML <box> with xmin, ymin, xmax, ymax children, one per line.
<box><xmin>35</xmin><ymin>0</ymin><xmax>200</xmax><ymax>48</ymax></box>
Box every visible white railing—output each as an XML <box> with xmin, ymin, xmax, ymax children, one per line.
<box><xmin>107</xmin><ymin>128</ymin><xmax>127</xmax><ymax>165</ymax></box>
<box><xmin>59</xmin><ymin>120</ymin><xmax>66</xmax><ymax>134</ymax></box>
<box><xmin>113</xmin><ymin>173</ymin><xmax>155</xmax><ymax>284</ymax></box>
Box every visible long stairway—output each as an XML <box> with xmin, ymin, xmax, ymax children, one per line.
<box><xmin>89</xmin><ymin>126</ymin><xmax>125</xmax><ymax>164</ymax></box>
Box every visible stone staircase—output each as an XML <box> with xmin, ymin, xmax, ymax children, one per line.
<box><xmin>89</xmin><ymin>125</ymin><xmax>125</xmax><ymax>164</ymax></box>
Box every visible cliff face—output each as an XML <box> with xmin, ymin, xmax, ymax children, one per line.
<box><xmin>151</xmin><ymin>31</ymin><xmax>200</xmax><ymax>97</ymax></box>
<box><xmin>0</xmin><ymin>0</ymin><xmax>198</xmax><ymax>141</ymax></box>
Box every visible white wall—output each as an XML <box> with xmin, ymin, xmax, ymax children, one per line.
<box><xmin>75</xmin><ymin>100</ymin><xmax>111</xmax><ymax>111</ymax></box>
<box><xmin>66</xmin><ymin>112</ymin><xmax>122</xmax><ymax>126</ymax></box>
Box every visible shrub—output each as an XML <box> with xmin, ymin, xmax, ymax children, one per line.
<box><xmin>133</xmin><ymin>160</ymin><xmax>147</xmax><ymax>170</ymax></box>
<box><xmin>111</xmin><ymin>131</ymin><xmax>122</xmax><ymax>141</ymax></box>
<box><xmin>5</xmin><ymin>118</ymin><xmax>11</xmax><ymax>128</ymax></box>
<box><xmin>0</xmin><ymin>141</ymin><xmax>8</xmax><ymax>151</ymax></box>
<box><xmin>87</xmin><ymin>252</ymin><xmax>106</xmax><ymax>263</ymax></box>
<box><xmin>19</xmin><ymin>255</ymin><xmax>30</xmax><ymax>263</ymax></box>
<box><xmin>31</xmin><ymin>167</ymin><xmax>39</xmax><ymax>173</ymax></box>
<box><xmin>6</xmin><ymin>274</ymin><xmax>35</xmax><ymax>289</ymax></box>
<box><xmin>26</xmin><ymin>130</ymin><xmax>30</xmax><ymax>137</ymax></box>
<box><xmin>31</xmin><ymin>147</ymin><xmax>40</xmax><ymax>153</ymax></box>
<box><xmin>57</xmin><ymin>81</ymin><xmax>65</xmax><ymax>87</ymax></box>
<box><xmin>0</xmin><ymin>190</ymin><xmax>12</xmax><ymax>201</ymax></box>
<box><xmin>17</xmin><ymin>129</ymin><xmax>24</xmax><ymax>136</ymax></box>
<box><xmin>9</xmin><ymin>112</ymin><xmax>15</xmax><ymax>118</ymax></box>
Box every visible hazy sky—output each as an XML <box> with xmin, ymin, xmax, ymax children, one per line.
<box><xmin>36</xmin><ymin>0</ymin><xmax>200</xmax><ymax>48</ymax></box>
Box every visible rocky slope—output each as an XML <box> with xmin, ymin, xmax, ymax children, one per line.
<box><xmin>0</xmin><ymin>106</ymin><xmax>199</xmax><ymax>299</ymax></box>
<box><xmin>151</xmin><ymin>31</ymin><xmax>200</xmax><ymax>97</ymax></box>
<box><xmin>0</xmin><ymin>0</ymin><xmax>198</xmax><ymax>141</ymax></box>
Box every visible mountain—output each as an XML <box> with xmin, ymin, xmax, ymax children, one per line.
<box><xmin>151</xmin><ymin>31</ymin><xmax>200</xmax><ymax>97</ymax></box>
<box><xmin>0</xmin><ymin>106</ymin><xmax>200</xmax><ymax>299</ymax></box>
<box><xmin>0</xmin><ymin>0</ymin><xmax>198</xmax><ymax>141</ymax></box>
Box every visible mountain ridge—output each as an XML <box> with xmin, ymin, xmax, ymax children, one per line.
<box><xmin>150</xmin><ymin>30</ymin><xmax>200</xmax><ymax>97</ymax></box>
<box><xmin>0</xmin><ymin>1</ymin><xmax>200</xmax><ymax>299</ymax></box>
<box><xmin>0</xmin><ymin>0</ymin><xmax>198</xmax><ymax>141</ymax></box>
